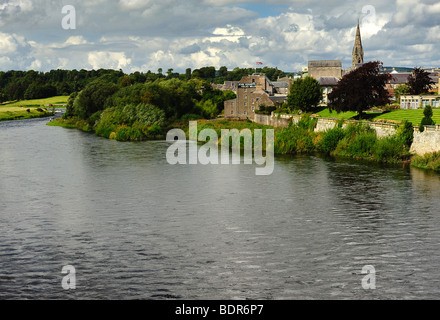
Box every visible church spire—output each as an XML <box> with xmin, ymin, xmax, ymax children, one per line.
<box><xmin>352</xmin><ymin>20</ymin><xmax>364</xmax><ymax>68</ymax></box>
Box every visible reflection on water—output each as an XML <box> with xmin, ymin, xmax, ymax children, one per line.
<box><xmin>1</xmin><ymin>118</ymin><xmax>440</xmax><ymax>300</ymax></box>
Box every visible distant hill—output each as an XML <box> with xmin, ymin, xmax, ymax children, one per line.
<box><xmin>382</xmin><ymin>66</ymin><xmax>413</xmax><ymax>73</ymax></box>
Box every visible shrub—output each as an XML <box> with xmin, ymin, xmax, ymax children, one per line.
<box><xmin>146</xmin><ymin>125</ymin><xmax>163</xmax><ymax>137</ymax></box>
<box><xmin>419</xmin><ymin>105</ymin><xmax>435</xmax><ymax>132</ymax></box>
<box><xmin>87</xmin><ymin>111</ymin><xmax>102</xmax><ymax>127</ymax></box>
<box><xmin>412</xmin><ymin>152</ymin><xmax>440</xmax><ymax>171</ymax></box>
<box><xmin>374</xmin><ymin>136</ymin><xmax>409</xmax><ymax>163</ymax></box>
<box><xmin>297</xmin><ymin>114</ymin><xmax>318</xmax><ymax>131</ymax></box>
<box><xmin>319</xmin><ymin>127</ymin><xmax>346</xmax><ymax>153</ymax></box>
<box><xmin>396</xmin><ymin>120</ymin><xmax>414</xmax><ymax>148</ymax></box>
<box><xmin>274</xmin><ymin>126</ymin><xmax>316</xmax><ymax>154</ymax></box>
<box><xmin>181</xmin><ymin>114</ymin><xmax>203</xmax><ymax>121</ymax></box>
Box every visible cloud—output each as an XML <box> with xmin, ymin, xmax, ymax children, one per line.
<box><xmin>0</xmin><ymin>0</ymin><xmax>439</xmax><ymax>72</ymax></box>
<box><xmin>88</xmin><ymin>51</ymin><xmax>132</xmax><ymax>70</ymax></box>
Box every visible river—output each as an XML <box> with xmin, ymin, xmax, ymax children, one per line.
<box><xmin>1</xmin><ymin>117</ymin><xmax>440</xmax><ymax>300</ymax></box>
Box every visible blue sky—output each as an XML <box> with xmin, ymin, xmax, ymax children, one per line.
<box><xmin>0</xmin><ymin>0</ymin><xmax>439</xmax><ymax>73</ymax></box>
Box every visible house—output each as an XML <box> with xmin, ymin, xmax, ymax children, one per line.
<box><xmin>385</xmin><ymin>72</ymin><xmax>411</xmax><ymax>100</ymax></box>
<box><xmin>317</xmin><ymin>77</ymin><xmax>339</xmax><ymax>105</ymax></box>
<box><xmin>224</xmin><ymin>73</ymin><xmax>288</xmax><ymax>119</ymax></box>
<box><xmin>385</xmin><ymin>70</ymin><xmax>439</xmax><ymax>101</ymax></box>
<box><xmin>400</xmin><ymin>95</ymin><xmax>440</xmax><ymax>109</ymax></box>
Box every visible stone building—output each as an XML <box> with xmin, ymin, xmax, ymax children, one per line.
<box><xmin>317</xmin><ymin>77</ymin><xmax>339</xmax><ymax>105</ymax></box>
<box><xmin>400</xmin><ymin>95</ymin><xmax>440</xmax><ymax>109</ymax></box>
<box><xmin>308</xmin><ymin>60</ymin><xmax>342</xmax><ymax>79</ymax></box>
<box><xmin>224</xmin><ymin>74</ymin><xmax>288</xmax><ymax>119</ymax></box>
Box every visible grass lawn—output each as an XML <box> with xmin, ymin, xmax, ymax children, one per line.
<box><xmin>1</xmin><ymin>96</ymin><xmax>69</xmax><ymax>108</ymax></box>
<box><xmin>373</xmin><ymin>109</ymin><xmax>440</xmax><ymax>126</ymax></box>
<box><xmin>0</xmin><ymin>96</ymin><xmax>68</xmax><ymax>121</ymax></box>
<box><xmin>0</xmin><ymin>106</ymin><xmax>52</xmax><ymax>121</ymax></box>
<box><xmin>315</xmin><ymin>109</ymin><xmax>358</xmax><ymax>120</ymax></box>
<box><xmin>315</xmin><ymin>108</ymin><xmax>440</xmax><ymax>125</ymax></box>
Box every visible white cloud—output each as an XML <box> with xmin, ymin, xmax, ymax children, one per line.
<box><xmin>88</xmin><ymin>51</ymin><xmax>132</xmax><ymax>70</ymax></box>
<box><xmin>0</xmin><ymin>0</ymin><xmax>439</xmax><ymax>72</ymax></box>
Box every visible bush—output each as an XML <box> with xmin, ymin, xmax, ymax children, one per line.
<box><xmin>346</xmin><ymin>132</ymin><xmax>377</xmax><ymax>157</ymax></box>
<box><xmin>419</xmin><ymin>105</ymin><xmax>435</xmax><ymax>132</ymax></box>
<box><xmin>396</xmin><ymin>120</ymin><xmax>414</xmax><ymax>148</ymax></box>
<box><xmin>181</xmin><ymin>114</ymin><xmax>203</xmax><ymax>121</ymax></box>
<box><xmin>274</xmin><ymin>126</ymin><xmax>316</xmax><ymax>154</ymax></box>
<box><xmin>374</xmin><ymin>136</ymin><xmax>409</xmax><ymax>163</ymax></box>
<box><xmin>146</xmin><ymin>125</ymin><xmax>163</xmax><ymax>137</ymax></box>
<box><xmin>319</xmin><ymin>127</ymin><xmax>345</xmax><ymax>153</ymax></box>
<box><xmin>412</xmin><ymin>152</ymin><xmax>440</xmax><ymax>171</ymax></box>
<box><xmin>87</xmin><ymin>111</ymin><xmax>102</xmax><ymax>127</ymax></box>
<box><xmin>297</xmin><ymin>114</ymin><xmax>318</xmax><ymax>131</ymax></box>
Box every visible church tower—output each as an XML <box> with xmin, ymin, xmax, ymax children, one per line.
<box><xmin>352</xmin><ymin>20</ymin><xmax>364</xmax><ymax>68</ymax></box>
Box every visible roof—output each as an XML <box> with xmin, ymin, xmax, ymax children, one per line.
<box><xmin>308</xmin><ymin>60</ymin><xmax>342</xmax><ymax>68</ymax></box>
<box><xmin>388</xmin><ymin>73</ymin><xmax>410</xmax><ymax>84</ymax></box>
<box><xmin>272</xmin><ymin>81</ymin><xmax>289</xmax><ymax>88</ymax></box>
<box><xmin>317</xmin><ymin>77</ymin><xmax>339</xmax><ymax>86</ymax></box>
<box><xmin>269</xmin><ymin>96</ymin><xmax>288</xmax><ymax>103</ymax></box>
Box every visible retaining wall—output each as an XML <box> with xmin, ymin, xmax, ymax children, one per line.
<box><xmin>253</xmin><ymin>113</ymin><xmax>440</xmax><ymax>156</ymax></box>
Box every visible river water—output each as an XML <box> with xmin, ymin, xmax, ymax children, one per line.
<box><xmin>1</xmin><ymin>117</ymin><xmax>440</xmax><ymax>300</ymax></box>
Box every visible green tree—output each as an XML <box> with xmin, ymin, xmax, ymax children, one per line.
<box><xmin>287</xmin><ymin>76</ymin><xmax>322</xmax><ymax>112</ymax></box>
<box><xmin>408</xmin><ymin>67</ymin><xmax>435</xmax><ymax>95</ymax></box>
<box><xmin>73</xmin><ymin>79</ymin><xmax>119</xmax><ymax>119</ymax></box>
<box><xmin>394</xmin><ymin>84</ymin><xmax>410</xmax><ymax>103</ymax></box>
<box><xmin>328</xmin><ymin>61</ymin><xmax>392</xmax><ymax>118</ymax></box>
<box><xmin>419</xmin><ymin>105</ymin><xmax>435</xmax><ymax>132</ymax></box>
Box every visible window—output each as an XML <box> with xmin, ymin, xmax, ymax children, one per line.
<box><xmin>244</xmin><ymin>95</ymin><xmax>247</xmax><ymax>99</ymax></box>
<box><xmin>252</xmin><ymin>107</ymin><xmax>255</xmax><ymax>112</ymax></box>
<box><xmin>244</xmin><ymin>102</ymin><xmax>247</xmax><ymax>106</ymax></box>
<box><xmin>231</xmin><ymin>109</ymin><xmax>234</xmax><ymax>115</ymax></box>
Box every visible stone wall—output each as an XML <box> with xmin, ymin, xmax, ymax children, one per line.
<box><xmin>410</xmin><ymin>126</ymin><xmax>440</xmax><ymax>155</ymax></box>
<box><xmin>253</xmin><ymin>113</ymin><xmax>292</xmax><ymax>127</ymax></box>
<box><xmin>252</xmin><ymin>114</ymin><xmax>440</xmax><ymax>156</ymax></box>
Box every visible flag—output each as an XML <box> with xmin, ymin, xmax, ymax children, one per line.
<box><xmin>256</xmin><ymin>62</ymin><xmax>263</xmax><ymax>65</ymax></box>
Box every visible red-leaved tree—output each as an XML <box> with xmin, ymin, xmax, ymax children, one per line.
<box><xmin>328</xmin><ymin>61</ymin><xmax>392</xmax><ymax>118</ymax></box>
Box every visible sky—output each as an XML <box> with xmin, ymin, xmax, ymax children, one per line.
<box><xmin>0</xmin><ymin>0</ymin><xmax>439</xmax><ymax>73</ymax></box>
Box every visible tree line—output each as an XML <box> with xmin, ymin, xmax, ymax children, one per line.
<box><xmin>0</xmin><ymin>66</ymin><xmax>287</xmax><ymax>103</ymax></box>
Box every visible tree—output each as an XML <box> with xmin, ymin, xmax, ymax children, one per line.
<box><xmin>185</xmin><ymin>68</ymin><xmax>192</xmax><ymax>80</ymax></box>
<box><xmin>419</xmin><ymin>105</ymin><xmax>435</xmax><ymax>132</ymax></box>
<box><xmin>394</xmin><ymin>83</ymin><xmax>410</xmax><ymax>103</ymax></box>
<box><xmin>328</xmin><ymin>61</ymin><xmax>392</xmax><ymax>118</ymax></box>
<box><xmin>287</xmin><ymin>76</ymin><xmax>322</xmax><ymax>113</ymax></box>
<box><xmin>218</xmin><ymin>66</ymin><xmax>228</xmax><ymax>78</ymax></box>
<box><xmin>408</xmin><ymin>67</ymin><xmax>435</xmax><ymax>95</ymax></box>
<box><xmin>73</xmin><ymin>79</ymin><xmax>119</xmax><ymax>119</ymax></box>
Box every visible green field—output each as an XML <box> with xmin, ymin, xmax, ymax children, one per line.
<box><xmin>373</xmin><ymin>109</ymin><xmax>440</xmax><ymax>125</ymax></box>
<box><xmin>0</xmin><ymin>96</ymin><xmax>68</xmax><ymax>121</ymax></box>
<box><xmin>1</xmin><ymin>96</ymin><xmax>69</xmax><ymax>108</ymax></box>
<box><xmin>315</xmin><ymin>109</ymin><xmax>358</xmax><ymax>120</ymax></box>
<box><xmin>315</xmin><ymin>108</ymin><xmax>440</xmax><ymax>126</ymax></box>
<box><xmin>0</xmin><ymin>106</ymin><xmax>53</xmax><ymax>121</ymax></box>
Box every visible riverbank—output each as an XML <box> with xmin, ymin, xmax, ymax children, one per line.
<box><xmin>0</xmin><ymin>106</ymin><xmax>53</xmax><ymax>121</ymax></box>
<box><xmin>47</xmin><ymin>115</ymin><xmax>440</xmax><ymax>171</ymax></box>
